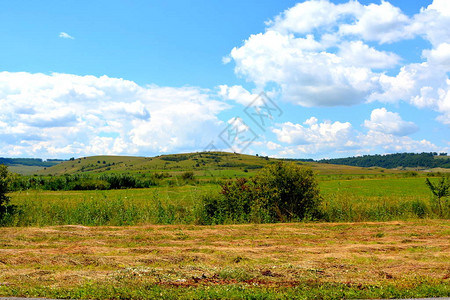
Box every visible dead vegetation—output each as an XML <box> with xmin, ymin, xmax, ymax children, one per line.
<box><xmin>0</xmin><ymin>221</ymin><xmax>448</xmax><ymax>291</ymax></box>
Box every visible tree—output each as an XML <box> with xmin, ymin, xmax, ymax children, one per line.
<box><xmin>200</xmin><ymin>162</ymin><xmax>323</xmax><ymax>224</ymax></box>
<box><xmin>0</xmin><ymin>164</ymin><xmax>12</xmax><ymax>220</ymax></box>
<box><xmin>426</xmin><ymin>176</ymin><xmax>450</xmax><ymax>217</ymax></box>
<box><xmin>253</xmin><ymin>162</ymin><xmax>322</xmax><ymax>221</ymax></box>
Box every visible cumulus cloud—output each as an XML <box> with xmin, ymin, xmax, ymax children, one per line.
<box><xmin>228</xmin><ymin>0</ymin><xmax>450</xmax><ymax>124</ymax></box>
<box><xmin>218</xmin><ymin>85</ymin><xmax>259</xmax><ymax>106</ymax></box>
<box><xmin>338</xmin><ymin>41</ymin><xmax>400</xmax><ymax>69</ymax></box>
<box><xmin>273</xmin><ymin>119</ymin><xmax>353</xmax><ymax>146</ymax></box>
<box><xmin>59</xmin><ymin>32</ymin><xmax>74</xmax><ymax>39</ymax></box>
<box><xmin>0</xmin><ymin>72</ymin><xmax>228</xmax><ymax>157</ymax></box>
<box><xmin>230</xmin><ymin>30</ymin><xmax>380</xmax><ymax>107</ymax></box>
<box><xmin>272</xmin><ymin>114</ymin><xmax>441</xmax><ymax>158</ymax></box>
<box><xmin>338</xmin><ymin>1</ymin><xmax>413</xmax><ymax>43</ymax></box>
<box><xmin>359</xmin><ymin>131</ymin><xmax>439</xmax><ymax>154</ymax></box>
<box><xmin>273</xmin><ymin>118</ymin><xmax>358</xmax><ymax>157</ymax></box>
<box><xmin>422</xmin><ymin>43</ymin><xmax>450</xmax><ymax>69</ymax></box>
<box><xmin>363</xmin><ymin>108</ymin><xmax>418</xmax><ymax>136</ymax></box>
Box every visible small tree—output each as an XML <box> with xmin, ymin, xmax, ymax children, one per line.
<box><xmin>199</xmin><ymin>162</ymin><xmax>323</xmax><ymax>224</ymax></box>
<box><xmin>0</xmin><ymin>164</ymin><xmax>12</xmax><ymax>220</ymax></box>
<box><xmin>253</xmin><ymin>162</ymin><xmax>322</xmax><ymax>221</ymax></box>
<box><xmin>426</xmin><ymin>176</ymin><xmax>450</xmax><ymax>217</ymax></box>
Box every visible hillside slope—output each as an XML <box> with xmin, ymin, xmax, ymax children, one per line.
<box><xmin>38</xmin><ymin>152</ymin><xmax>398</xmax><ymax>176</ymax></box>
<box><xmin>0</xmin><ymin>157</ymin><xmax>65</xmax><ymax>175</ymax></box>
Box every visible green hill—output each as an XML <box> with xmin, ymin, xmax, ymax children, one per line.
<box><xmin>38</xmin><ymin>152</ymin><xmax>399</xmax><ymax>177</ymax></box>
<box><xmin>0</xmin><ymin>157</ymin><xmax>66</xmax><ymax>175</ymax></box>
<box><xmin>38</xmin><ymin>152</ymin><xmax>273</xmax><ymax>175</ymax></box>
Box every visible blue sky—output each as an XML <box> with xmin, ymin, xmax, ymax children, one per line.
<box><xmin>0</xmin><ymin>0</ymin><xmax>449</xmax><ymax>159</ymax></box>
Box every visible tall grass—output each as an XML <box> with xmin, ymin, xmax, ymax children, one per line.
<box><xmin>7</xmin><ymin>186</ymin><xmax>216</xmax><ymax>226</ymax></box>
<box><xmin>4</xmin><ymin>177</ymin><xmax>448</xmax><ymax>226</ymax></box>
<box><xmin>320</xmin><ymin>177</ymin><xmax>448</xmax><ymax>221</ymax></box>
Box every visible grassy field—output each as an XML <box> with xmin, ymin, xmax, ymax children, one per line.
<box><xmin>6</xmin><ymin>175</ymin><xmax>445</xmax><ymax>226</ymax></box>
<box><xmin>2</xmin><ymin>152</ymin><xmax>449</xmax><ymax>298</ymax></box>
<box><xmin>0</xmin><ymin>221</ymin><xmax>448</xmax><ymax>299</ymax></box>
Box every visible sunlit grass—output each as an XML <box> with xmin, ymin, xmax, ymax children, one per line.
<box><xmin>6</xmin><ymin>176</ymin><xmax>447</xmax><ymax>226</ymax></box>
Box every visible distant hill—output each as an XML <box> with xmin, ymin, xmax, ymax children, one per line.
<box><xmin>3</xmin><ymin>152</ymin><xmax>448</xmax><ymax>176</ymax></box>
<box><xmin>36</xmin><ymin>152</ymin><xmax>275</xmax><ymax>175</ymax></box>
<box><xmin>0</xmin><ymin>157</ymin><xmax>65</xmax><ymax>167</ymax></box>
<box><xmin>37</xmin><ymin>152</ymin><xmax>400</xmax><ymax>177</ymax></box>
<box><xmin>319</xmin><ymin>152</ymin><xmax>450</xmax><ymax>169</ymax></box>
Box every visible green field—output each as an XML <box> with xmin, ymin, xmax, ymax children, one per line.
<box><xmin>6</xmin><ymin>175</ymin><xmax>445</xmax><ymax>226</ymax></box>
<box><xmin>1</xmin><ymin>152</ymin><xmax>449</xmax><ymax>299</ymax></box>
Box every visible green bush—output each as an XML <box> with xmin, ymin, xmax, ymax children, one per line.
<box><xmin>426</xmin><ymin>176</ymin><xmax>450</xmax><ymax>218</ymax></box>
<box><xmin>198</xmin><ymin>162</ymin><xmax>323</xmax><ymax>224</ymax></box>
<box><xmin>411</xmin><ymin>200</ymin><xmax>428</xmax><ymax>218</ymax></box>
<box><xmin>0</xmin><ymin>165</ymin><xmax>10</xmax><ymax>217</ymax></box>
<box><xmin>0</xmin><ymin>164</ymin><xmax>18</xmax><ymax>225</ymax></box>
<box><xmin>181</xmin><ymin>171</ymin><xmax>195</xmax><ymax>181</ymax></box>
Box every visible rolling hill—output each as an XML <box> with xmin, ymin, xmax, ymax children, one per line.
<box><xmin>36</xmin><ymin>152</ymin><xmax>399</xmax><ymax>177</ymax></box>
<box><xmin>0</xmin><ymin>157</ymin><xmax>66</xmax><ymax>175</ymax></box>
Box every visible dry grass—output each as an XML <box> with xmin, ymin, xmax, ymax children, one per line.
<box><xmin>0</xmin><ymin>220</ymin><xmax>448</xmax><ymax>292</ymax></box>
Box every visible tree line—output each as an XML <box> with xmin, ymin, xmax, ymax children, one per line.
<box><xmin>319</xmin><ymin>152</ymin><xmax>450</xmax><ymax>169</ymax></box>
<box><xmin>0</xmin><ymin>157</ymin><xmax>64</xmax><ymax>167</ymax></box>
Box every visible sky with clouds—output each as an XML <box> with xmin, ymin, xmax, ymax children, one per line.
<box><xmin>0</xmin><ymin>0</ymin><xmax>449</xmax><ymax>159</ymax></box>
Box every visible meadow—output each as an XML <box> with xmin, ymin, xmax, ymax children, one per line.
<box><xmin>1</xmin><ymin>152</ymin><xmax>449</xmax><ymax>299</ymax></box>
<box><xmin>0</xmin><ymin>221</ymin><xmax>448</xmax><ymax>299</ymax></box>
<box><xmin>5</xmin><ymin>175</ymin><xmax>446</xmax><ymax>226</ymax></box>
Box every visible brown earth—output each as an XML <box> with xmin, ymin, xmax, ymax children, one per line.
<box><xmin>0</xmin><ymin>220</ymin><xmax>448</xmax><ymax>289</ymax></box>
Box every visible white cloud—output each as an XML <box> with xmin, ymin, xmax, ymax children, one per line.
<box><xmin>338</xmin><ymin>41</ymin><xmax>400</xmax><ymax>69</ymax></box>
<box><xmin>0</xmin><ymin>72</ymin><xmax>229</xmax><ymax>158</ymax></box>
<box><xmin>230</xmin><ymin>30</ymin><xmax>379</xmax><ymax>107</ymax></box>
<box><xmin>422</xmin><ymin>43</ymin><xmax>450</xmax><ymax>69</ymax></box>
<box><xmin>218</xmin><ymin>85</ymin><xmax>258</xmax><ymax>106</ymax></box>
<box><xmin>271</xmin><ymin>114</ymin><xmax>442</xmax><ymax>158</ymax></box>
<box><xmin>338</xmin><ymin>1</ymin><xmax>413</xmax><ymax>44</ymax></box>
<box><xmin>268</xmin><ymin>0</ymin><xmax>362</xmax><ymax>34</ymax></box>
<box><xmin>228</xmin><ymin>0</ymin><xmax>450</xmax><ymax>123</ymax></box>
<box><xmin>222</xmin><ymin>56</ymin><xmax>231</xmax><ymax>64</ymax></box>
<box><xmin>273</xmin><ymin>119</ymin><xmax>353</xmax><ymax>146</ymax></box>
<box><xmin>59</xmin><ymin>32</ymin><xmax>74</xmax><ymax>39</ymax></box>
<box><xmin>273</xmin><ymin>117</ymin><xmax>357</xmax><ymax>157</ymax></box>
<box><xmin>412</xmin><ymin>0</ymin><xmax>450</xmax><ymax>47</ymax></box>
<box><xmin>359</xmin><ymin>131</ymin><xmax>439</xmax><ymax>154</ymax></box>
<box><xmin>363</xmin><ymin>108</ymin><xmax>418</xmax><ymax>136</ymax></box>
<box><xmin>370</xmin><ymin>62</ymin><xmax>450</xmax><ymax>123</ymax></box>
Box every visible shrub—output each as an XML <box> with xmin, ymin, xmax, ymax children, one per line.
<box><xmin>411</xmin><ymin>200</ymin><xmax>428</xmax><ymax>218</ymax></box>
<box><xmin>0</xmin><ymin>165</ymin><xmax>18</xmax><ymax>225</ymax></box>
<box><xmin>426</xmin><ymin>176</ymin><xmax>450</xmax><ymax>217</ymax></box>
<box><xmin>253</xmin><ymin>162</ymin><xmax>323</xmax><ymax>221</ymax></box>
<box><xmin>181</xmin><ymin>171</ymin><xmax>195</xmax><ymax>181</ymax></box>
<box><xmin>0</xmin><ymin>165</ymin><xmax>10</xmax><ymax>216</ymax></box>
<box><xmin>199</xmin><ymin>162</ymin><xmax>323</xmax><ymax>224</ymax></box>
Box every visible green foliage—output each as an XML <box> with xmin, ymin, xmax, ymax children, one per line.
<box><xmin>425</xmin><ymin>176</ymin><xmax>450</xmax><ymax>217</ymax></box>
<box><xmin>198</xmin><ymin>162</ymin><xmax>323</xmax><ymax>224</ymax></box>
<box><xmin>181</xmin><ymin>171</ymin><xmax>195</xmax><ymax>181</ymax></box>
<box><xmin>160</xmin><ymin>155</ymin><xmax>188</xmax><ymax>162</ymax></box>
<box><xmin>0</xmin><ymin>164</ymin><xmax>19</xmax><ymax>225</ymax></box>
<box><xmin>411</xmin><ymin>199</ymin><xmax>428</xmax><ymax>218</ymax></box>
<box><xmin>9</xmin><ymin>172</ymin><xmax>160</xmax><ymax>191</ymax></box>
<box><xmin>320</xmin><ymin>152</ymin><xmax>450</xmax><ymax>169</ymax></box>
<box><xmin>254</xmin><ymin>162</ymin><xmax>323</xmax><ymax>221</ymax></box>
<box><xmin>0</xmin><ymin>278</ymin><xmax>448</xmax><ymax>300</ymax></box>
<box><xmin>0</xmin><ymin>157</ymin><xmax>63</xmax><ymax>167</ymax></box>
<box><xmin>0</xmin><ymin>165</ymin><xmax>10</xmax><ymax>214</ymax></box>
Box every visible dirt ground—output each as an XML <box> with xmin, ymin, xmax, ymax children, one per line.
<box><xmin>0</xmin><ymin>220</ymin><xmax>448</xmax><ymax>289</ymax></box>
